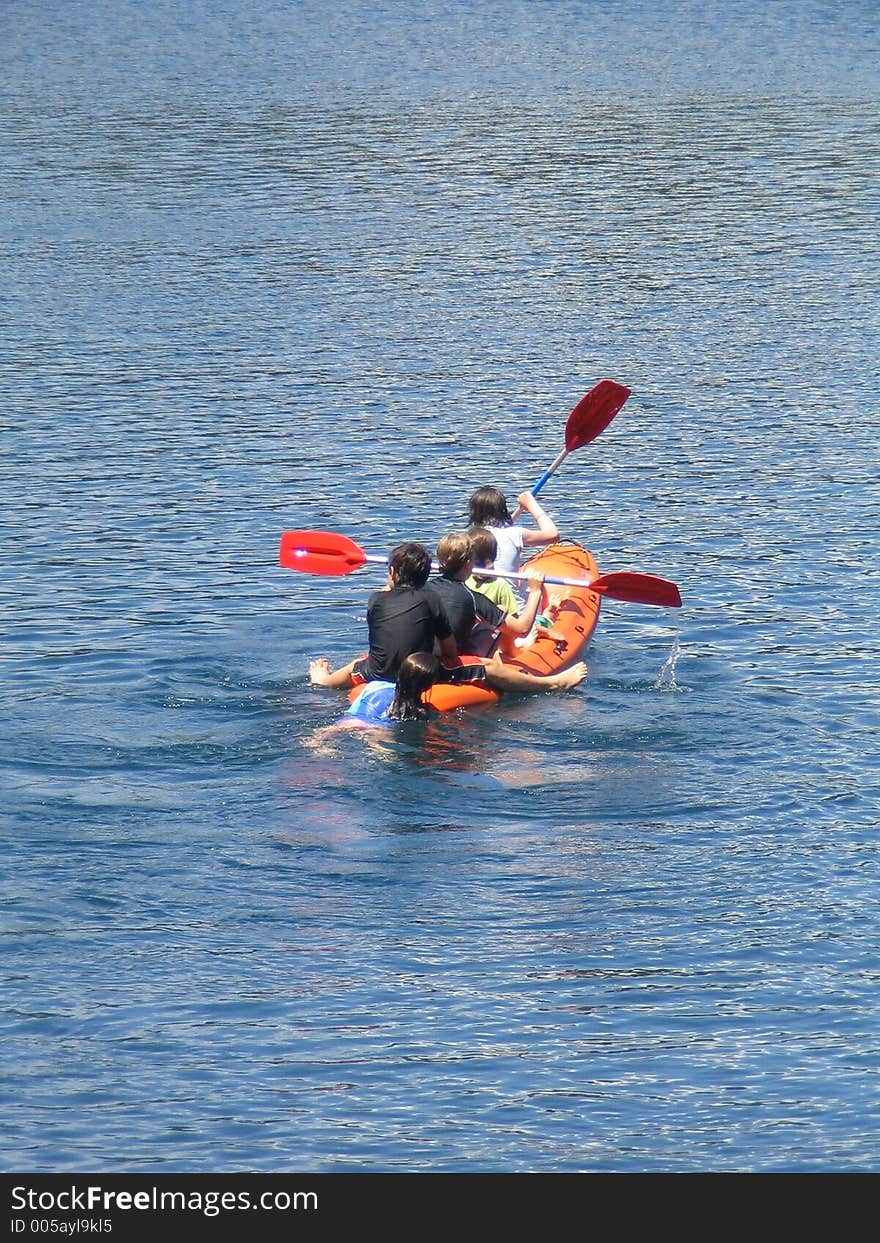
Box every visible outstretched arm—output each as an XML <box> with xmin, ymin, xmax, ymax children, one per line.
<box><xmin>309</xmin><ymin>657</ymin><xmax>360</xmax><ymax>688</ymax></box>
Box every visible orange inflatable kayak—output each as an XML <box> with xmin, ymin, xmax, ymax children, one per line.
<box><xmin>348</xmin><ymin>541</ymin><xmax>601</xmax><ymax>715</ymax></box>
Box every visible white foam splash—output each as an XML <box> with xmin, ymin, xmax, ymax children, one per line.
<box><xmin>654</xmin><ymin>633</ymin><xmax>682</xmax><ymax>692</ymax></box>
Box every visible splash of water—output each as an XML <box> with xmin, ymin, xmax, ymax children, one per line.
<box><xmin>654</xmin><ymin>633</ymin><xmax>682</xmax><ymax>692</ymax></box>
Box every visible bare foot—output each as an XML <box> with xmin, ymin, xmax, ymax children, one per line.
<box><xmin>551</xmin><ymin>662</ymin><xmax>588</xmax><ymax>690</ymax></box>
<box><xmin>309</xmin><ymin>658</ymin><xmax>333</xmax><ymax>686</ymax></box>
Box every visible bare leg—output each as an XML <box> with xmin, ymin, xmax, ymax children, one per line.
<box><xmin>309</xmin><ymin>657</ymin><xmax>359</xmax><ymax>688</ymax></box>
<box><xmin>304</xmin><ymin>718</ymin><xmax>384</xmax><ymax>755</ymax></box>
<box><xmin>483</xmin><ymin>653</ymin><xmax>588</xmax><ymax>694</ymax></box>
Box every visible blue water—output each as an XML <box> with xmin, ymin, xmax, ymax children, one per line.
<box><xmin>2</xmin><ymin>0</ymin><xmax>879</xmax><ymax>1172</ymax></box>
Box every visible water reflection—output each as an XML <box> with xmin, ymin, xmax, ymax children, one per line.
<box><xmin>4</xmin><ymin>0</ymin><xmax>879</xmax><ymax>1173</ymax></box>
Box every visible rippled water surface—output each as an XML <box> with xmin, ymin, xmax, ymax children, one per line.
<box><xmin>2</xmin><ymin>1</ymin><xmax>879</xmax><ymax>1171</ymax></box>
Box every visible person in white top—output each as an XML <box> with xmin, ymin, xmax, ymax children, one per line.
<box><xmin>466</xmin><ymin>486</ymin><xmax>559</xmax><ymax>600</ymax></box>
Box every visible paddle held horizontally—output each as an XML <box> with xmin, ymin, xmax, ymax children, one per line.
<box><xmin>279</xmin><ymin>530</ymin><xmax>681</xmax><ymax>609</ymax></box>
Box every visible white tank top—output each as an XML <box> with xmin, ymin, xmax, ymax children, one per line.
<box><xmin>487</xmin><ymin>525</ymin><xmax>526</xmax><ymax>600</ymax></box>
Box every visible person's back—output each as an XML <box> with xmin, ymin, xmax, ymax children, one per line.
<box><xmin>426</xmin><ymin>574</ymin><xmax>503</xmax><ymax>655</ymax></box>
<box><xmin>362</xmin><ymin>581</ymin><xmax>449</xmax><ymax>681</ymax></box>
<box><xmin>466</xmin><ymin>573</ymin><xmax>518</xmax><ymax>613</ymax></box>
<box><xmin>344</xmin><ymin>679</ymin><xmax>396</xmax><ymax>726</ymax></box>
<box><xmin>427</xmin><ymin>533</ymin><xmax>508</xmax><ymax>653</ymax></box>
<box><xmin>345</xmin><ymin>652</ymin><xmax>441</xmax><ymax>726</ymax></box>
<box><xmin>309</xmin><ymin>542</ymin><xmax>456</xmax><ymax>688</ymax></box>
<box><xmin>467</xmin><ymin>486</ymin><xmax>558</xmax><ymax>602</ymax></box>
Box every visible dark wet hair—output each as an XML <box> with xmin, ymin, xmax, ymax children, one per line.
<box><xmin>388</xmin><ymin>541</ymin><xmax>432</xmax><ymax>589</ymax></box>
<box><xmin>468</xmin><ymin>486</ymin><xmax>512</xmax><ymax>528</ymax></box>
<box><xmin>389</xmin><ymin>652</ymin><xmax>440</xmax><ymax>721</ymax></box>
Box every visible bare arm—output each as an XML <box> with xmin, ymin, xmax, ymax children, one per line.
<box><xmin>516</xmin><ymin>492</ymin><xmax>559</xmax><ymax>546</ymax></box>
<box><xmin>309</xmin><ymin>657</ymin><xmax>360</xmax><ymax>688</ymax></box>
<box><xmin>501</xmin><ymin>571</ymin><xmax>544</xmax><ymax>635</ymax></box>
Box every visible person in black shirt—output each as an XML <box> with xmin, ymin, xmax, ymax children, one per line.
<box><xmin>425</xmin><ymin>531</ymin><xmax>587</xmax><ymax>695</ymax></box>
<box><xmin>310</xmin><ymin>537</ymin><xmax>588</xmax><ymax>697</ymax></box>
<box><xmin>309</xmin><ymin>541</ymin><xmax>457</xmax><ymax>688</ymax></box>
<box><xmin>427</xmin><ymin>531</ymin><xmax>545</xmax><ymax>656</ymax></box>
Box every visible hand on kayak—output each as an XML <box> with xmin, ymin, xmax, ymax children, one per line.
<box><xmin>524</xmin><ymin>569</ymin><xmax>545</xmax><ymax>593</ymax></box>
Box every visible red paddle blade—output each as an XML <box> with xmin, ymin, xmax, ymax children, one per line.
<box><xmin>279</xmin><ymin>530</ymin><xmax>367</xmax><ymax>576</ymax></box>
<box><xmin>565</xmin><ymin>379</ymin><xmax>631</xmax><ymax>452</ymax></box>
<box><xmin>591</xmin><ymin>571</ymin><xmax>682</xmax><ymax>608</ymax></box>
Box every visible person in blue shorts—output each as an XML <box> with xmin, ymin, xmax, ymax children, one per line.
<box><xmin>345</xmin><ymin>652</ymin><xmax>441</xmax><ymax>727</ymax></box>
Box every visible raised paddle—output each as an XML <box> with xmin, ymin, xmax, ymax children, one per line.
<box><xmin>512</xmin><ymin>378</ymin><xmax>631</xmax><ymax>516</ymax></box>
<box><xmin>279</xmin><ymin>530</ymin><xmax>682</xmax><ymax>609</ymax></box>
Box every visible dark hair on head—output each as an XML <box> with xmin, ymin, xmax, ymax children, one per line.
<box><xmin>388</xmin><ymin>541</ymin><xmax>432</xmax><ymax>589</ymax></box>
<box><xmin>468</xmin><ymin>526</ymin><xmax>498</xmax><ymax>567</ymax></box>
<box><xmin>468</xmin><ymin>486</ymin><xmax>512</xmax><ymax>528</ymax></box>
<box><xmin>389</xmin><ymin>651</ymin><xmax>440</xmax><ymax>721</ymax></box>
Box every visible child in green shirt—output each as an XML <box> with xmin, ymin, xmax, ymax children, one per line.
<box><xmin>465</xmin><ymin>527</ymin><xmax>521</xmax><ymax>615</ymax></box>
